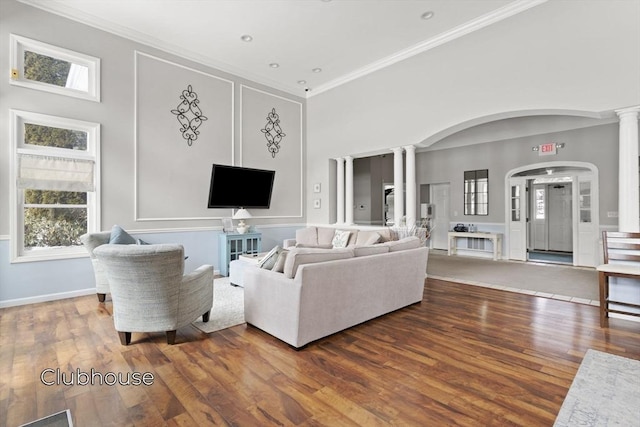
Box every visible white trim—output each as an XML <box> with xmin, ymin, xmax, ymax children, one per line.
<box><xmin>239</xmin><ymin>84</ymin><xmax>304</xmax><ymax>219</ymax></box>
<box><xmin>133</xmin><ymin>51</ymin><xmax>235</xmax><ymax>222</ymax></box>
<box><xmin>309</xmin><ymin>0</ymin><xmax>548</xmax><ymax>97</ymax></box>
<box><xmin>0</xmin><ymin>235</ymin><xmax>9</xmax><ymax>240</ymax></box>
<box><xmin>9</xmin><ymin>110</ymin><xmax>101</xmax><ymax>263</ymax></box>
<box><xmin>0</xmin><ymin>288</ymin><xmax>96</xmax><ymax>308</ymax></box>
<box><xmin>9</xmin><ymin>34</ymin><xmax>100</xmax><ymax>102</ymax></box>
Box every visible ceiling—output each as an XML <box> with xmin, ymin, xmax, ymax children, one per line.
<box><xmin>19</xmin><ymin>0</ymin><xmax>546</xmax><ymax>98</ymax></box>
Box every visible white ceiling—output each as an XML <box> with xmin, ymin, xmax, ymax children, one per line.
<box><xmin>19</xmin><ymin>0</ymin><xmax>546</xmax><ymax>98</ymax></box>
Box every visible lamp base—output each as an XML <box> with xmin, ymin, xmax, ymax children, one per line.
<box><xmin>236</xmin><ymin>220</ymin><xmax>247</xmax><ymax>234</ymax></box>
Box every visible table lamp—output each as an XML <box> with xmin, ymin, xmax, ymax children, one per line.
<box><xmin>233</xmin><ymin>208</ymin><xmax>252</xmax><ymax>234</ymax></box>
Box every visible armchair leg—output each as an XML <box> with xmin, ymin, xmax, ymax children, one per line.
<box><xmin>118</xmin><ymin>332</ymin><xmax>131</xmax><ymax>345</ymax></box>
<box><xmin>166</xmin><ymin>330</ymin><xmax>177</xmax><ymax>345</ymax></box>
<box><xmin>97</xmin><ymin>293</ymin><xmax>106</xmax><ymax>302</ymax></box>
<box><xmin>202</xmin><ymin>310</ymin><xmax>211</xmax><ymax>322</ymax></box>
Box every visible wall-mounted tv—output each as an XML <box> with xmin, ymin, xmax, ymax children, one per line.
<box><xmin>207</xmin><ymin>164</ymin><xmax>275</xmax><ymax>209</ymax></box>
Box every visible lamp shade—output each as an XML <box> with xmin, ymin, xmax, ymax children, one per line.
<box><xmin>233</xmin><ymin>208</ymin><xmax>252</xmax><ymax>220</ymax></box>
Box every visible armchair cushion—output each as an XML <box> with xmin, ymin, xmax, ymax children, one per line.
<box><xmin>109</xmin><ymin>224</ymin><xmax>137</xmax><ymax>244</ymax></box>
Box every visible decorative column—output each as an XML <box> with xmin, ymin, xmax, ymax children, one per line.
<box><xmin>345</xmin><ymin>156</ymin><xmax>354</xmax><ymax>225</ymax></box>
<box><xmin>335</xmin><ymin>157</ymin><xmax>345</xmax><ymax>224</ymax></box>
<box><xmin>404</xmin><ymin>145</ymin><xmax>417</xmax><ymax>228</ymax></box>
<box><xmin>616</xmin><ymin>106</ymin><xmax>640</xmax><ymax>232</ymax></box>
<box><xmin>392</xmin><ymin>147</ymin><xmax>404</xmax><ymax>226</ymax></box>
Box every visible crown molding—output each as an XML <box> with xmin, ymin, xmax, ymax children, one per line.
<box><xmin>19</xmin><ymin>0</ymin><xmax>546</xmax><ymax>99</ymax></box>
<box><xmin>308</xmin><ymin>0</ymin><xmax>548</xmax><ymax>97</ymax></box>
<box><xmin>17</xmin><ymin>0</ymin><xmax>307</xmax><ymax>97</ymax></box>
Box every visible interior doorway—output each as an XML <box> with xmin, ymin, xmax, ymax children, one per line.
<box><xmin>423</xmin><ymin>182</ymin><xmax>450</xmax><ymax>250</ymax></box>
<box><xmin>528</xmin><ymin>180</ymin><xmax>573</xmax><ymax>264</ymax></box>
<box><xmin>506</xmin><ymin>161</ymin><xmax>599</xmax><ymax>267</ymax></box>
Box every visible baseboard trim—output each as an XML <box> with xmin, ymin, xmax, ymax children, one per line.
<box><xmin>0</xmin><ymin>288</ymin><xmax>96</xmax><ymax>308</ymax></box>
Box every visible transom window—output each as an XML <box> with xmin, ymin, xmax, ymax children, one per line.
<box><xmin>10</xmin><ymin>110</ymin><xmax>100</xmax><ymax>262</ymax></box>
<box><xmin>10</xmin><ymin>34</ymin><xmax>100</xmax><ymax>102</ymax></box>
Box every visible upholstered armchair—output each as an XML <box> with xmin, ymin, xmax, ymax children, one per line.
<box><xmin>93</xmin><ymin>243</ymin><xmax>214</xmax><ymax>345</ymax></box>
<box><xmin>80</xmin><ymin>232</ymin><xmax>112</xmax><ymax>302</ymax></box>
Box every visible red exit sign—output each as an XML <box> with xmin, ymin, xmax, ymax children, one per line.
<box><xmin>539</xmin><ymin>143</ymin><xmax>556</xmax><ymax>156</ymax></box>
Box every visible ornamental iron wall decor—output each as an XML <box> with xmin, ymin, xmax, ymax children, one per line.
<box><xmin>170</xmin><ymin>84</ymin><xmax>208</xmax><ymax>146</ymax></box>
<box><xmin>260</xmin><ymin>107</ymin><xmax>286</xmax><ymax>158</ymax></box>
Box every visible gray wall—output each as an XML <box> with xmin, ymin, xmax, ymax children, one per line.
<box><xmin>0</xmin><ymin>0</ymin><xmax>305</xmax><ymax>304</ymax></box>
<box><xmin>306</xmin><ymin>0</ymin><xmax>640</xmax><ymax>224</ymax></box>
<box><xmin>415</xmin><ymin>123</ymin><xmax>619</xmax><ymax>226</ymax></box>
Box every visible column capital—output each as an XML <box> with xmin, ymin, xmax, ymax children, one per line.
<box><xmin>344</xmin><ymin>155</ymin><xmax>354</xmax><ymax>161</ymax></box>
<box><xmin>402</xmin><ymin>144</ymin><xmax>416</xmax><ymax>153</ymax></box>
<box><xmin>391</xmin><ymin>146</ymin><xmax>404</xmax><ymax>154</ymax></box>
<box><xmin>615</xmin><ymin>105</ymin><xmax>640</xmax><ymax>118</ymax></box>
<box><xmin>334</xmin><ymin>157</ymin><xmax>344</xmax><ymax>162</ymax></box>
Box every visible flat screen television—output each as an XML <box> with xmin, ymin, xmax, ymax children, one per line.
<box><xmin>207</xmin><ymin>164</ymin><xmax>275</xmax><ymax>209</ymax></box>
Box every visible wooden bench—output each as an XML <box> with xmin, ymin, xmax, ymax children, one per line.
<box><xmin>597</xmin><ymin>231</ymin><xmax>640</xmax><ymax>327</ymax></box>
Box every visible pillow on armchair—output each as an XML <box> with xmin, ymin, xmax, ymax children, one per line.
<box><xmin>109</xmin><ymin>225</ymin><xmax>137</xmax><ymax>244</ymax></box>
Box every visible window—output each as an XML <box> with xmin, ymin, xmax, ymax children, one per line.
<box><xmin>10</xmin><ymin>110</ymin><xmax>100</xmax><ymax>262</ymax></box>
<box><xmin>10</xmin><ymin>34</ymin><xmax>100</xmax><ymax>102</ymax></box>
<box><xmin>464</xmin><ymin>169</ymin><xmax>488</xmax><ymax>215</ymax></box>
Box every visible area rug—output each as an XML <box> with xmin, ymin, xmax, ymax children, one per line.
<box><xmin>427</xmin><ymin>250</ymin><xmax>599</xmax><ymax>301</ymax></box>
<box><xmin>554</xmin><ymin>349</ymin><xmax>640</xmax><ymax>426</ymax></box>
<box><xmin>19</xmin><ymin>409</ymin><xmax>73</xmax><ymax>427</ymax></box>
<box><xmin>192</xmin><ymin>277</ymin><xmax>245</xmax><ymax>333</ymax></box>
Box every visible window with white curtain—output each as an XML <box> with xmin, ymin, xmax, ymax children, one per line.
<box><xmin>10</xmin><ymin>110</ymin><xmax>100</xmax><ymax>262</ymax></box>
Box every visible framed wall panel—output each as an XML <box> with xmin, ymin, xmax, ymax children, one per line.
<box><xmin>135</xmin><ymin>52</ymin><xmax>234</xmax><ymax>220</ymax></box>
<box><xmin>240</xmin><ymin>85</ymin><xmax>303</xmax><ymax>218</ymax></box>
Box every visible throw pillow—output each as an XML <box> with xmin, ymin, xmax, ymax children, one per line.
<box><xmin>109</xmin><ymin>225</ymin><xmax>136</xmax><ymax>244</ymax></box>
<box><xmin>295</xmin><ymin>227</ymin><xmax>318</xmax><ymax>246</ymax></box>
<box><xmin>355</xmin><ymin>231</ymin><xmax>381</xmax><ymax>246</ymax></box>
<box><xmin>258</xmin><ymin>246</ymin><xmax>281</xmax><ymax>270</ymax></box>
<box><xmin>272</xmin><ymin>250</ymin><xmax>289</xmax><ymax>273</ymax></box>
<box><xmin>331</xmin><ymin>230</ymin><xmax>351</xmax><ymax>248</ymax></box>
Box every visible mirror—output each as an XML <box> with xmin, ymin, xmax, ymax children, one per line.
<box><xmin>464</xmin><ymin>169</ymin><xmax>488</xmax><ymax>215</ymax></box>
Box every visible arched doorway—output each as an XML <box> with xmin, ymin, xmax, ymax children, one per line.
<box><xmin>505</xmin><ymin>161</ymin><xmax>599</xmax><ymax>267</ymax></box>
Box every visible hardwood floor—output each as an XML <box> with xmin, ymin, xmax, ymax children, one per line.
<box><xmin>1</xmin><ymin>278</ymin><xmax>639</xmax><ymax>426</ymax></box>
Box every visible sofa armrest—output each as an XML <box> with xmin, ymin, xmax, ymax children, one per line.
<box><xmin>283</xmin><ymin>238</ymin><xmax>297</xmax><ymax>248</ymax></box>
<box><xmin>244</xmin><ymin>267</ymin><xmax>304</xmax><ymax>346</ymax></box>
<box><xmin>178</xmin><ymin>265</ymin><xmax>214</xmax><ymax>327</ymax></box>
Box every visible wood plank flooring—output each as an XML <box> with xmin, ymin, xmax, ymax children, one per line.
<box><xmin>1</xmin><ymin>278</ymin><xmax>639</xmax><ymax>426</ymax></box>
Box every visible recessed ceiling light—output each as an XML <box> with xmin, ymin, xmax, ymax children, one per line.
<box><xmin>421</xmin><ymin>11</ymin><xmax>435</xmax><ymax>20</ymax></box>
<box><xmin>312</xmin><ymin>68</ymin><xmax>322</xmax><ymax>73</ymax></box>
<box><xmin>297</xmin><ymin>80</ymin><xmax>307</xmax><ymax>85</ymax></box>
<box><xmin>240</xmin><ymin>34</ymin><xmax>253</xmax><ymax>42</ymax></box>
<box><xmin>269</xmin><ymin>63</ymin><xmax>280</xmax><ymax>68</ymax></box>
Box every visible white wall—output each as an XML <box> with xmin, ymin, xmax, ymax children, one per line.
<box><xmin>306</xmin><ymin>0</ymin><xmax>640</xmax><ymax>224</ymax></box>
<box><xmin>0</xmin><ymin>0</ymin><xmax>305</xmax><ymax>304</ymax></box>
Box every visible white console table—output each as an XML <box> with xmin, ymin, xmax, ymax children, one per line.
<box><xmin>448</xmin><ymin>232</ymin><xmax>503</xmax><ymax>261</ymax></box>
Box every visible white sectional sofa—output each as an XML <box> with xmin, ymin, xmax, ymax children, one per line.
<box><xmin>243</xmin><ymin>230</ymin><xmax>428</xmax><ymax>348</ymax></box>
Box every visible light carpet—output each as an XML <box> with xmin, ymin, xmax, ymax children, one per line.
<box><xmin>554</xmin><ymin>349</ymin><xmax>640</xmax><ymax>426</ymax></box>
<box><xmin>192</xmin><ymin>277</ymin><xmax>245</xmax><ymax>333</ymax></box>
<box><xmin>427</xmin><ymin>250</ymin><xmax>599</xmax><ymax>302</ymax></box>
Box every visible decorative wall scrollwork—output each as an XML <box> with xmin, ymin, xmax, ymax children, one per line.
<box><xmin>260</xmin><ymin>107</ymin><xmax>286</xmax><ymax>158</ymax></box>
<box><xmin>170</xmin><ymin>84</ymin><xmax>208</xmax><ymax>146</ymax></box>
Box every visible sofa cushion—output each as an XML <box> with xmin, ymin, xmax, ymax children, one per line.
<box><xmin>317</xmin><ymin>227</ymin><xmax>337</xmax><ymax>246</ymax></box>
<box><xmin>296</xmin><ymin>227</ymin><xmax>318</xmax><ymax>246</ymax></box>
<box><xmin>331</xmin><ymin>230</ymin><xmax>351</xmax><ymax>248</ymax></box>
<box><xmin>258</xmin><ymin>246</ymin><xmax>281</xmax><ymax>270</ymax></box>
<box><xmin>384</xmin><ymin>236</ymin><xmax>421</xmax><ymax>252</ymax></box>
<box><xmin>355</xmin><ymin>231</ymin><xmax>381</xmax><ymax>246</ymax></box>
<box><xmin>354</xmin><ymin>245</ymin><xmax>390</xmax><ymax>257</ymax></box>
<box><xmin>272</xmin><ymin>249</ymin><xmax>289</xmax><ymax>273</ymax></box>
<box><xmin>295</xmin><ymin>243</ymin><xmax>334</xmax><ymax>249</ymax></box>
<box><xmin>109</xmin><ymin>225</ymin><xmax>136</xmax><ymax>244</ymax></box>
<box><xmin>283</xmin><ymin>247</ymin><xmax>354</xmax><ymax>279</ymax></box>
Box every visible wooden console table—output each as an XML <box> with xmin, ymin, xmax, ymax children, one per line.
<box><xmin>448</xmin><ymin>232</ymin><xmax>503</xmax><ymax>261</ymax></box>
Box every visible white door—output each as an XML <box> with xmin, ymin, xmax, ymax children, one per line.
<box><xmin>547</xmin><ymin>183</ymin><xmax>573</xmax><ymax>252</ymax></box>
<box><xmin>430</xmin><ymin>183</ymin><xmax>450</xmax><ymax>250</ymax></box>
<box><xmin>576</xmin><ymin>177</ymin><xmax>598</xmax><ymax>267</ymax></box>
<box><xmin>531</xmin><ymin>183</ymin><xmax>547</xmax><ymax>250</ymax></box>
<box><xmin>508</xmin><ymin>177</ymin><xmax>527</xmax><ymax>261</ymax></box>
